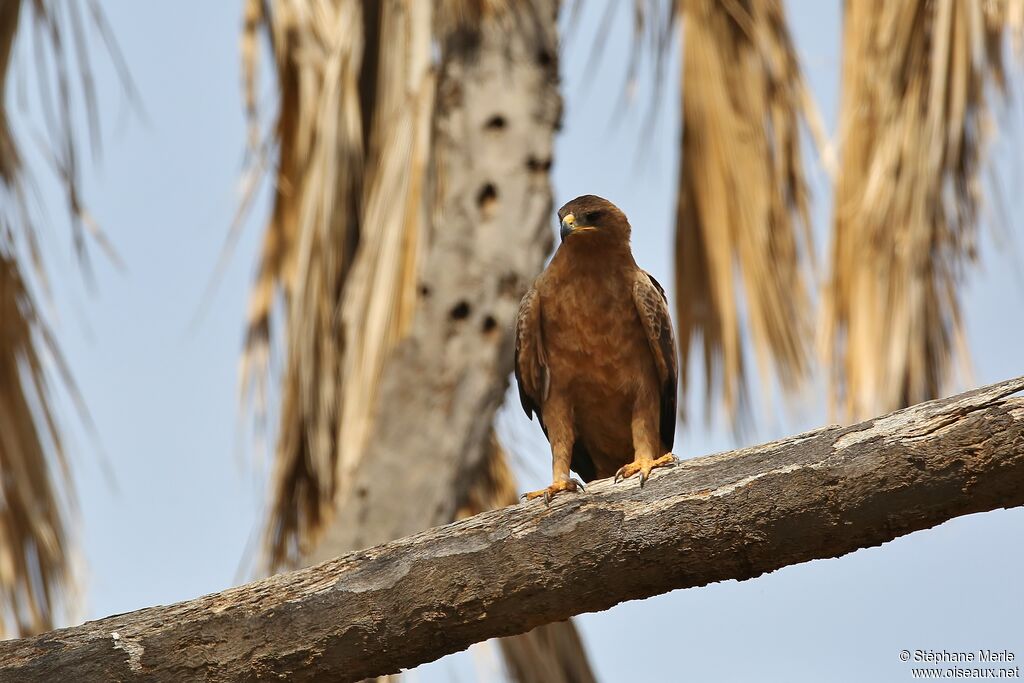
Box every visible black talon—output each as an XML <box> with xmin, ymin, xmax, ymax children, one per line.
<box><xmin>544</xmin><ymin>489</ymin><xmax>552</xmax><ymax>505</ymax></box>
<box><xmin>639</xmin><ymin>471</ymin><xmax>649</xmax><ymax>488</ymax></box>
<box><xmin>571</xmin><ymin>477</ymin><xmax>586</xmax><ymax>492</ymax></box>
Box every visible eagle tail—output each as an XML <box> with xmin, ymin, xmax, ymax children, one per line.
<box><xmin>570</xmin><ymin>442</ymin><xmax>597</xmax><ymax>483</ymax></box>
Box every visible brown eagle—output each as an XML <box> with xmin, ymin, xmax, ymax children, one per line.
<box><xmin>515</xmin><ymin>195</ymin><xmax>678</xmax><ymax>503</ymax></box>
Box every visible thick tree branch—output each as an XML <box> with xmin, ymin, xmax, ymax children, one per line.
<box><xmin>2</xmin><ymin>377</ymin><xmax>1023</xmax><ymax>682</ymax></box>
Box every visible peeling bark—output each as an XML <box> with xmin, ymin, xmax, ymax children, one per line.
<box><xmin>1</xmin><ymin>377</ymin><xmax>1022</xmax><ymax>683</ymax></box>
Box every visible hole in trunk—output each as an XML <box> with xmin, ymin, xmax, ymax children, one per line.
<box><xmin>450</xmin><ymin>301</ymin><xmax>471</xmax><ymax>320</ymax></box>
<box><xmin>527</xmin><ymin>156</ymin><xmax>552</xmax><ymax>173</ymax></box>
<box><xmin>477</xmin><ymin>183</ymin><xmax>499</xmax><ymax>218</ymax></box>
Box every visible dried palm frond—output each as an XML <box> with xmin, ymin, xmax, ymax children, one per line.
<box><xmin>335</xmin><ymin>0</ymin><xmax>433</xmax><ymax>527</ymax></box>
<box><xmin>243</xmin><ymin>0</ymin><xmax>434</xmax><ymax>569</ymax></box>
<box><xmin>243</xmin><ymin>0</ymin><xmax>367</xmax><ymax>568</ymax></box>
<box><xmin>823</xmin><ymin>0</ymin><xmax>1021</xmax><ymax>421</ymax></box>
<box><xmin>1</xmin><ymin>2</ymin><xmax>19</xmax><ymax>185</ymax></box>
<box><xmin>2</xmin><ymin>0</ymin><xmax>131</xmax><ymax>319</ymax></box>
<box><xmin>1</xmin><ymin>0</ymin><xmax>127</xmax><ymax>637</ymax></box>
<box><xmin>457</xmin><ymin>433</ymin><xmax>598</xmax><ymax>683</ymax></box>
<box><xmin>5</xmin><ymin>0</ymin><xmax>126</xmax><ymax>276</ymax></box>
<box><xmin>435</xmin><ymin>0</ymin><xmax>508</xmax><ymax>34</ymax></box>
<box><xmin>0</xmin><ymin>249</ymin><xmax>75</xmax><ymax>638</ymax></box>
<box><xmin>675</xmin><ymin>0</ymin><xmax>814</xmax><ymax>426</ymax></box>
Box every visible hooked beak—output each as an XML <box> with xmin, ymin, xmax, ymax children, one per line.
<box><xmin>559</xmin><ymin>213</ymin><xmax>576</xmax><ymax>242</ymax></box>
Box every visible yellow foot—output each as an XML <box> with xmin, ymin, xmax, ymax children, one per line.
<box><xmin>614</xmin><ymin>453</ymin><xmax>678</xmax><ymax>487</ymax></box>
<box><xmin>520</xmin><ymin>478</ymin><xmax>586</xmax><ymax>505</ymax></box>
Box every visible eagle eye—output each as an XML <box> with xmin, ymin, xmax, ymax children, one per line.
<box><xmin>584</xmin><ymin>210</ymin><xmax>603</xmax><ymax>224</ymax></box>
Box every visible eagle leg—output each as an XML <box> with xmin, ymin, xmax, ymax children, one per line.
<box><xmin>521</xmin><ymin>395</ymin><xmax>585</xmax><ymax>505</ymax></box>
<box><xmin>614</xmin><ymin>454</ymin><xmax>678</xmax><ymax>487</ymax></box>
<box><xmin>520</xmin><ymin>478</ymin><xmax>585</xmax><ymax>505</ymax></box>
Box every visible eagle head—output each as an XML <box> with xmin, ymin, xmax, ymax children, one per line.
<box><xmin>557</xmin><ymin>195</ymin><xmax>631</xmax><ymax>245</ymax></box>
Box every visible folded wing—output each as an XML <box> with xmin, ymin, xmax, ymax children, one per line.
<box><xmin>514</xmin><ymin>286</ymin><xmax>548</xmax><ymax>430</ymax></box>
<box><xmin>632</xmin><ymin>271</ymin><xmax>679</xmax><ymax>452</ymax></box>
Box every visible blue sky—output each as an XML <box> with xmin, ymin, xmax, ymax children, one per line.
<box><xmin>7</xmin><ymin>2</ymin><xmax>1023</xmax><ymax>682</ymax></box>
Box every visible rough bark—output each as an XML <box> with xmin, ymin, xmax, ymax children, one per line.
<box><xmin>2</xmin><ymin>377</ymin><xmax>1022</xmax><ymax>683</ymax></box>
<box><xmin>458</xmin><ymin>434</ymin><xmax>597</xmax><ymax>683</ymax></box>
